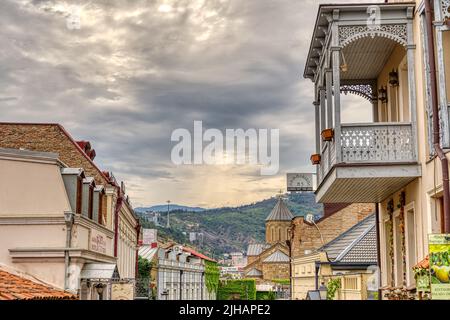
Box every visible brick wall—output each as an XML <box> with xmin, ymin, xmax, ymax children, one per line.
<box><xmin>0</xmin><ymin>123</ymin><xmax>112</xmax><ymax>224</ymax></box>
<box><xmin>0</xmin><ymin>124</ymin><xmax>109</xmax><ymax>186</ymax></box>
<box><xmin>265</xmin><ymin>221</ymin><xmax>291</xmax><ymax>244</ymax></box>
<box><xmin>291</xmin><ymin>203</ymin><xmax>375</xmax><ymax>258</ymax></box>
<box><xmin>262</xmin><ymin>263</ymin><xmax>289</xmax><ymax>280</ymax></box>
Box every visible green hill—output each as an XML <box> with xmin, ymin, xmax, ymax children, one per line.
<box><xmin>137</xmin><ymin>193</ymin><xmax>322</xmax><ymax>259</ymax></box>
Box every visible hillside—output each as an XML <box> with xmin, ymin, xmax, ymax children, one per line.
<box><xmin>135</xmin><ymin>204</ymin><xmax>205</xmax><ymax>213</ymax></box>
<box><xmin>136</xmin><ymin>193</ymin><xmax>322</xmax><ymax>260</ymax></box>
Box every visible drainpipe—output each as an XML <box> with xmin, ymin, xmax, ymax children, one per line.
<box><xmin>64</xmin><ymin>211</ymin><xmax>74</xmax><ymax>291</ymax></box>
<box><xmin>425</xmin><ymin>0</ymin><xmax>450</xmax><ymax>233</ymax></box>
<box><xmin>374</xmin><ymin>204</ymin><xmax>382</xmax><ymax>300</ymax></box>
<box><xmin>114</xmin><ymin>190</ymin><xmax>124</xmax><ymax>258</ymax></box>
<box><xmin>135</xmin><ymin>222</ymin><xmax>141</xmax><ymax>278</ymax></box>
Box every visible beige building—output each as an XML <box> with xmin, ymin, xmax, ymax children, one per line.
<box><xmin>0</xmin><ymin>148</ymin><xmax>117</xmax><ymax>299</ymax></box>
<box><xmin>292</xmin><ymin>214</ymin><xmax>378</xmax><ymax>300</ymax></box>
<box><xmin>0</xmin><ymin>123</ymin><xmax>140</xmax><ymax>286</ymax></box>
<box><xmin>303</xmin><ymin>1</ymin><xmax>450</xmax><ymax>299</ymax></box>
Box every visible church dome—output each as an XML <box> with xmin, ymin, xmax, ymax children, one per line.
<box><xmin>265</xmin><ymin>197</ymin><xmax>294</xmax><ymax>221</ymax></box>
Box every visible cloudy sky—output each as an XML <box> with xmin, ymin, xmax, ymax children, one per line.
<box><xmin>0</xmin><ymin>0</ymin><xmax>374</xmax><ymax>208</ymax></box>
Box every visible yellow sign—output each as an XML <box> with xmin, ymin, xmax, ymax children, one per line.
<box><xmin>111</xmin><ymin>283</ymin><xmax>134</xmax><ymax>300</ymax></box>
<box><xmin>429</xmin><ymin>234</ymin><xmax>450</xmax><ymax>300</ymax></box>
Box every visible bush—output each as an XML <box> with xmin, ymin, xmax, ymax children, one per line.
<box><xmin>217</xmin><ymin>279</ymin><xmax>256</xmax><ymax>300</ymax></box>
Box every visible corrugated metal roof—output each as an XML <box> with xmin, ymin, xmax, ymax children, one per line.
<box><xmin>139</xmin><ymin>246</ymin><xmax>158</xmax><ymax>262</ymax></box>
<box><xmin>265</xmin><ymin>197</ymin><xmax>294</xmax><ymax>221</ymax></box>
<box><xmin>320</xmin><ymin>214</ymin><xmax>377</xmax><ymax>265</ymax></box>
<box><xmin>80</xmin><ymin>263</ymin><xmax>119</xmax><ymax>280</ymax></box>
<box><xmin>246</xmin><ymin>244</ymin><xmax>270</xmax><ymax>256</ymax></box>
<box><xmin>246</xmin><ymin>268</ymin><xmax>263</xmax><ymax>276</ymax></box>
<box><xmin>263</xmin><ymin>250</ymin><xmax>290</xmax><ymax>263</ymax></box>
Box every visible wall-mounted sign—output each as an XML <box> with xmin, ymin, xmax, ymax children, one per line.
<box><xmin>90</xmin><ymin>229</ymin><xmax>107</xmax><ymax>254</ymax></box>
<box><xmin>143</xmin><ymin>229</ymin><xmax>157</xmax><ymax>245</ymax></box>
<box><xmin>429</xmin><ymin>234</ymin><xmax>450</xmax><ymax>300</ymax></box>
<box><xmin>287</xmin><ymin>173</ymin><xmax>313</xmax><ymax>192</ymax></box>
<box><xmin>111</xmin><ymin>283</ymin><xmax>134</xmax><ymax>300</ymax></box>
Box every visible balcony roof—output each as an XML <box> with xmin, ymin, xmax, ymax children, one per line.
<box><xmin>303</xmin><ymin>2</ymin><xmax>415</xmax><ymax>81</ymax></box>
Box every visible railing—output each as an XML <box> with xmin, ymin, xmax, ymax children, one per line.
<box><xmin>318</xmin><ymin>123</ymin><xmax>416</xmax><ymax>185</ymax></box>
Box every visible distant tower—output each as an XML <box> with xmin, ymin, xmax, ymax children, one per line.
<box><xmin>265</xmin><ymin>194</ymin><xmax>294</xmax><ymax>244</ymax></box>
<box><xmin>166</xmin><ymin>200</ymin><xmax>171</xmax><ymax>228</ymax></box>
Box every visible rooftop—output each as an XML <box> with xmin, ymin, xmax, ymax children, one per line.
<box><xmin>265</xmin><ymin>197</ymin><xmax>294</xmax><ymax>221</ymax></box>
<box><xmin>0</xmin><ymin>266</ymin><xmax>77</xmax><ymax>300</ymax></box>
<box><xmin>319</xmin><ymin>214</ymin><xmax>377</xmax><ymax>265</ymax></box>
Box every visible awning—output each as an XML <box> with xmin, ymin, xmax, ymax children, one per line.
<box><xmin>80</xmin><ymin>263</ymin><xmax>120</xmax><ymax>280</ymax></box>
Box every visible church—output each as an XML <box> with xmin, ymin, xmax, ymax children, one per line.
<box><xmin>243</xmin><ymin>196</ymin><xmax>293</xmax><ymax>282</ymax></box>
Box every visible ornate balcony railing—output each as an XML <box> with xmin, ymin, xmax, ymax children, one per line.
<box><xmin>318</xmin><ymin>123</ymin><xmax>416</xmax><ymax>185</ymax></box>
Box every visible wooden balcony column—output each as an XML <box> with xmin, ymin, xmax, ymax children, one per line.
<box><xmin>331</xmin><ymin>9</ymin><xmax>341</xmax><ymax>164</ymax></box>
<box><xmin>406</xmin><ymin>7</ymin><xmax>419</xmax><ymax>161</ymax></box>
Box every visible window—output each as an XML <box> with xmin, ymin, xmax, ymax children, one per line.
<box><xmin>405</xmin><ymin>206</ymin><xmax>416</xmax><ymax>287</ymax></box>
<box><xmin>98</xmin><ymin>193</ymin><xmax>103</xmax><ymax>225</ymax></box>
<box><xmin>88</xmin><ymin>186</ymin><xmax>93</xmax><ymax>219</ymax></box>
<box><xmin>76</xmin><ymin>176</ymin><xmax>82</xmax><ymax>214</ymax></box>
<box><xmin>393</xmin><ymin>213</ymin><xmax>404</xmax><ymax>286</ymax></box>
<box><xmin>383</xmin><ymin>217</ymin><xmax>392</xmax><ymax>286</ymax></box>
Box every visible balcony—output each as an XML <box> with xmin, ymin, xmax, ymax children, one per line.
<box><xmin>317</xmin><ymin>123</ymin><xmax>420</xmax><ymax>203</ymax></box>
<box><xmin>304</xmin><ymin>3</ymin><xmax>421</xmax><ymax>203</ymax></box>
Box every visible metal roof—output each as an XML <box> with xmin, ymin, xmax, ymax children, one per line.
<box><xmin>246</xmin><ymin>244</ymin><xmax>270</xmax><ymax>256</ymax></box>
<box><xmin>80</xmin><ymin>263</ymin><xmax>119</xmax><ymax>280</ymax></box>
<box><xmin>319</xmin><ymin>214</ymin><xmax>377</xmax><ymax>265</ymax></box>
<box><xmin>263</xmin><ymin>250</ymin><xmax>290</xmax><ymax>263</ymax></box>
<box><xmin>246</xmin><ymin>268</ymin><xmax>263</xmax><ymax>277</ymax></box>
<box><xmin>265</xmin><ymin>197</ymin><xmax>294</xmax><ymax>221</ymax></box>
<box><xmin>139</xmin><ymin>246</ymin><xmax>158</xmax><ymax>262</ymax></box>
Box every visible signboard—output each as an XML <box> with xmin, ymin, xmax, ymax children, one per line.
<box><xmin>287</xmin><ymin>173</ymin><xmax>313</xmax><ymax>192</ymax></box>
<box><xmin>111</xmin><ymin>283</ymin><xmax>134</xmax><ymax>300</ymax></box>
<box><xmin>90</xmin><ymin>229</ymin><xmax>107</xmax><ymax>254</ymax></box>
<box><xmin>429</xmin><ymin>234</ymin><xmax>450</xmax><ymax>300</ymax></box>
<box><xmin>143</xmin><ymin>229</ymin><xmax>157</xmax><ymax>245</ymax></box>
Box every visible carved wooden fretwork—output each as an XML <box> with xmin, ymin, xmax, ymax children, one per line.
<box><xmin>340</xmin><ymin>83</ymin><xmax>376</xmax><ymax>102</ymax></box>
<box><xmin>338</xmin><ymin>24</ymin><xmax>408</xmax><ymax>47</ymax></box>
<box><xmin>340</xmin><ymin>124</ymin><xmax>415</xmax><ymax>162</ymax></box>
<box><xmin>442</xmin><ymin>0</ymin><xmax>450</xmax><ymax>21</ymax></box>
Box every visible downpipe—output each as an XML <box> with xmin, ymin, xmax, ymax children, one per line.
<box><xmin>64</xmin><ymin>211</ymin><xmax>74</xmax><ymax>291</ymax></box>
<box><xmin>425</xmin><ymin>0</ymin><xmax>450</xmax><ymax>233</ymax></box>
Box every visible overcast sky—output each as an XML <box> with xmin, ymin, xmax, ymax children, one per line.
<box><xmin>0</xmin><ymin>0</ymin><xmax>375</xmax><ymax>208</ymax></box>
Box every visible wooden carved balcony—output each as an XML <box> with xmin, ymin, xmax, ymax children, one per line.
<box><xmin>316</xmin><ymin>123</ymin><xmax>420</xmax><ymax>203</ymax></box>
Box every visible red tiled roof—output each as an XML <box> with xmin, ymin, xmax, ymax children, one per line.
<box><xmin>0</xmin><ymin>269</ymin><xmax>77</xmax><ymax>300</ymax></box>
<box><xmin>182</xmin><ymin>246</ymin><xmax>216</xmax><ymax>263</ymax></box>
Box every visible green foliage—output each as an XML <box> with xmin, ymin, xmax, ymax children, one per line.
<box><xmin>217</xmin><ymin>279</ymin><xmax>256</xmax><ymax>300</ymax></box>
<box><xmin>138</xmin><ymin>256</ymin><xmax>153</xmax><ymax>279</ymax></box>
<box><xmin>205</xmin><ymin>260</ymin><xmax>220</xmax><ymax>294</ymax></box>
<box><xmin>136</xmin><ymin>193</ymin><xmax>322</xmax><ymax>256</ymax></box>
<box><xmin>271</xmin><ymin>279</ymin><xmax>290</xmax><ymax>285</ymax></box>
<box><xmin>326</xmin><ymin>278</ymin><xmax>341</xmax><ymax>300</ymax></box>
<box><xmin>256</xmin><ymin>291</ymin><xmax>276</xmax><ymax>300</ymax></box>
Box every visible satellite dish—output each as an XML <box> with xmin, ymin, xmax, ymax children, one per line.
<box><xmin>305</xmin><ymin>213</ymin><xmax>315</xmax><ymax>224</ymax></box>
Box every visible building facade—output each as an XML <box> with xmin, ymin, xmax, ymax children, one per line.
<box><xmin>154</xmin><ymin>244</ymin><xmax>216</xmax><ymax>300</ymax></box>
<box><xmin>303</xmin><ymin>1</ymin><xmax>450</xmax><ymax>298</ymax></box>
<box><xmin>292</xmin><ymin>214</ymin><xmax>378</xmax><ymax>300</ymax></box>
<box><xmin>0</xmin><ymin>148</ymin><xmax>118</xmax><ymax>299</ymax></box>
<box><xmin>244</xmin><ymin>197</ymin><xmax>292</xmax><ymax>282</ymax></box>
<box><xmin>0</xmin><ymin>123</ymin><xmax>140</xmax><ymax>285</ymax></box>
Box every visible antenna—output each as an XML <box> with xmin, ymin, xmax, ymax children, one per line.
<box><xmin>166</xmin><ymin>200</ymin><xmax>171</xmax><ymax>228</ymax></box>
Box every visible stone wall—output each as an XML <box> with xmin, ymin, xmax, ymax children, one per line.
<box><xmin>265</xmin><ymin>221</ymin><xmax>290</xmax><ymax>244</ymax></box>
<box><xmin>262</xmin><ymin>262</ymin><xmax>289</xmax><ymax>280</ymax></box>
<box><xmin>291</xmin><ymin>203</ymin><xmax>375</xmax><ymax>258</ymax></box>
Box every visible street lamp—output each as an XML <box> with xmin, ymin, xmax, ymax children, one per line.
<box><xmin>318</xmin><ymin>282</ymin><xmax>327</xmax><ymax>300</ymax></box>
<box><xmin>95</xmin><ymin>283</ymin><xmax>105</xmax><ymax>300</ymax></box>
